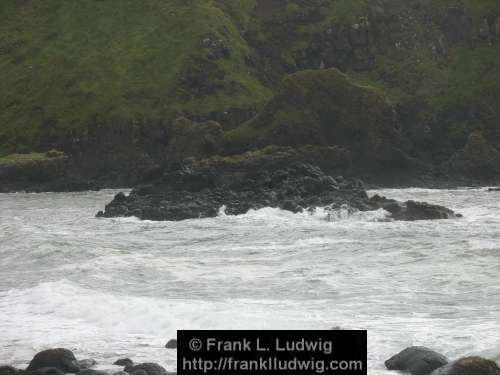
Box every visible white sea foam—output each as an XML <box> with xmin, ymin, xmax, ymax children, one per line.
<box><xmin>1</xmin><ymin>188</ymin><xmax>500</xmax><ymax>373</ymax></box>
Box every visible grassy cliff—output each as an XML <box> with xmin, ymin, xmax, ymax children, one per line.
<box><xmin>1</xmin><ymin>0</ymin><xmax>499</xmax><ymax>179</ymax></box>
<box><xmin>0</xmin><ymin>0</ymin><xmax>271</xmax><ymax>153</ymax></box>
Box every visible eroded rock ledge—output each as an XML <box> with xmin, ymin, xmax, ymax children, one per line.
<box><xmin>97</xmin><ymin>160</ymin><xmax>460</xmax><ymax>222</ymax></box>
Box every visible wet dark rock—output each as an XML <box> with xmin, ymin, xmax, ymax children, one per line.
<box><xmin>124</xmin><ymin>363</ymin><xmax>168</xmax><ymax>375</ymax></box>
<box><xmin>24</xmin><ymin>368</ymin><xmax>65</xmax><ymax>375</ymax></box>
<box><xmin>371</xmin><ymin>196</ymin><xmax>460</xmax><ymax>221</ymax></box>
<box><xmin>26</xmin><ymin>349</ymin><xmax>80</xmax><ymax>374</ymax></box>
<box><xmin>0</xmin><ymin>366</ymin><xmax>20</xmax><ymax>375</ymax></box>
<box><xmin>75</xmin><ymin>360</ymin><xmax>96</xmax><ymax>370</ymax></box>
<box><xmin>488</xmin><ymin>187</ymin><xmax>500</xmax><ymax>192</ymax></box>
<box><xmin>77</xmin><ymin>370</ymin><xmax>107</xmax><ymax>375</ymax></box>
<box><xmin>98</xmin><ymin>160</ymin><xmax>460</xmax><ymax>222</ymax></box>
<box><xmin>430</xmin><ymin>357</ymin><xmax>500</xmax><ymax>375</ymax></box>
<box><xmin>165</xmin><ymin>339</ymin><xmax>177</xmax><ymax>349</ymax></box>
<box><xmin>385</xmin><ymin>346</ymin><xmax>449</xmax><ymax>375</ymax></box>
<box><xmin>113</xmin><ymin>359</ymin><xmax>133</xmax><ymax>367</ymax></box>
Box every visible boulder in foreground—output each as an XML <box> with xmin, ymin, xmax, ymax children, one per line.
<box><xmin>385</xmin><ymin>346</ymin><xmax>449</xmax><ymax>375</ymax></box>
<box><xmin>124</xmin><ymin>363</ymin><xmax>169</xmax><ymax>375</ymax></box>
<box><xmin>430</xmin><ymin>357</ymin><xmax>500</xmax><ymax>375</ymax></box>
<box><xmin>26</xmin><ymin>349</ymin><xmax>79</xmax><ymax>374</ymax></box>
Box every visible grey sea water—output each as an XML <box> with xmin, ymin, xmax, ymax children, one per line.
<box><xmin>1</xmin><ymin>188</ymin><xmax>499</xmax><ymax>374</ymax></box>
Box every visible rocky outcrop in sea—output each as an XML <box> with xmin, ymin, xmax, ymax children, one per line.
<box><xmin>97</xmin><ymin>160</ymin><xmax>461</xmax><ymax>222</ymax></box>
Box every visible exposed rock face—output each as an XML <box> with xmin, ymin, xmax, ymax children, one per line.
<box><xmin>430</xmin><ymin>357</ymin><xmax>500</xmax><ymax>375</ymax></box>
<box><xmin>0</xmin><ymin>153</ymin><xmax>67</xmax><ymax>183</ymax></box>
<box><xmin>385</xmin><ymin>346</ymin><xmax>449</xmax><ymax>375</ymax></box>
<box><xmin>26</xmin><ymin>349</ymin><xmax>79</xmax><ymax>374</ymax></box>
<box><xmin>97</xmin><ymin>161</ymin><xmax>460</xmax><ymax>222</ymax></box>
<box><xmin>0</xmin><ymin>151</ymin><xmax>102</xmax><ymax>193</ymax></box>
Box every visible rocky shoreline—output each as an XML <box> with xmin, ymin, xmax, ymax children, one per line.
<box><xmin>96</xmin><ymin>161</ymin><xmax>461</xmax><ymax>222</ymax></box>
<box><xmin>2</xmin><ymin>345</ymin><xmax>499</xmax><ymax>375</ymax></box>
<box><xmin>385</xmin><ymin>346</ymin><xmax>500</xmax><ymax>375</ymax></box>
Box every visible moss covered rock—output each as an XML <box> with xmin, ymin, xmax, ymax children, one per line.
<box><xmin>224</xmin><ymin>68</ymin><xmax>408</xmax><ymax>171</ymax></box>
<box><xmin>447</xmin><ymin>130</ymin><xmax>500</xmax><ymax>179</ymax></box>
<box><xmin>164</xmin><ymin>117</ymin><xmax>224</xmax><ymax>164</ymax></box>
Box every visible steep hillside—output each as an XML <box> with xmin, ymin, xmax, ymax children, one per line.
<box><xmin>1</xmin><ymin>0</ymin><xmax>500</xmax><ymax>186</ymax></box>
<box><xmin>0</xmin><ymin>0</ymin><xmax>271</xmax><ymax>153</ymax></box>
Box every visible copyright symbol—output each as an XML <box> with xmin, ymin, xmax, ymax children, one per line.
<box><xmin>189</xmin><ymin>338</ymin><xmax>203</xmax><ymax>351</ymax></box>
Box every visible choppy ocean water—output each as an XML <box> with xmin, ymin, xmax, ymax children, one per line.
<box><xmin>1</xmin><ymin>188</ymin><xmax>499</xmax><ymax>374</ymax></box>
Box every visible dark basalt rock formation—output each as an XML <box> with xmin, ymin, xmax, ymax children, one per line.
<box><xmin>0</xmin><ymin>366</ymin><xmax>19</xmax><ymax>375</ymax></box>
<box><xmin>431</xmin><ymin>357</ymin><xmax>500</xmax><ymax>375</ymax></box>
<box><xmin>124</xmin><ymin>363</ymin><xmax>169</xmax><ymax>375</ymax></box>
<box><xmin>0</xmin><ymin>152</ymin><xmax>101</xmax><ymax>193</ymax></box>
<box><xmin>97</xmin><ymin>162</ymin><xmax>460</xmax><ymax>222</ymax></box>
<box><xmin>24</xmin><ymin>368</ymin><xmax>65</xmax><ymax>375</ymax></box>
<box><xmin>76</xmin><ymin>370</ymin><xmax>106</xmax><ymax>375</ymax></box>
<box><xmin>385</xmin><ymin>346</ymin><xmax>449</xmax><ymax>375</ymax></box>
<box><xmin>26</xmin><ymin>349</ymin><xmax>80</xmax><ymax>374</ymax></box>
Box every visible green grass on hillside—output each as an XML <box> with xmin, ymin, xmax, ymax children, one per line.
<box><xmin>0</xmin><ymin>152</ymin><xmax>49</xmax><ymax>166</ymax></box>
<box><xmin>0</xmin><ymin>0</ymin><xmax>271</xmax><ymax>153</ymax></box>
<box><xmin>1</xmin><ymin>0</ymin><xmax>499</xmax><ymax>159</ymax></box>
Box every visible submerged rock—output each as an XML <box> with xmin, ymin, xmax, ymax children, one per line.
<box><xmin>75</xmin><ymin>360</ymin><xmax>97</xmax><ymax>370</ymax></box>
<box><xmin>26</xmin><ymin>349</ymin><xmax>79</xmax><ymax>374</ymax></box>
<box><xmin>98</xmin><ymin>161</ymin><xmax>460</xmax><ymax>222</ymax></box>
<box><xmin>113</xmin><ymin>359</ymin><xmax>133</xmax><ymax>367</ymax></box>
<box><xmin>430</xmin><ymin>357</ymin><xmax>500</xmax><ymax>375</ymax></box>
<box><xmin>385</xmin><ymin>346</ymin><xmax>449</xmax><ymax>375</ymax></box>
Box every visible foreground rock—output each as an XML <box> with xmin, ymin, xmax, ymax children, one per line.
<box><xmin>26</xmin><ymin>349</ymin><xmax>79</xmax><ymax>374</ymax></box>
<box><xmin>164</xmin><ymin>339</ymin><xmax>177</xmax><ymax>349</ymax></box>
<box><xmin>97</xmin><ymin>161</ymin><xmax>460</xmax><ymax>222</ymax></box>
<box><xmin>124</xmin><ymin>363</ymin><xmax>171</xmax><ymax>375</ymax></box>
<box><xmin>431</xmin><ymin>357</ymin><xmax>500</xmax><ymax>375</ymax></box>
<box><xmin>0</xmin><ymin>366</ymin><xmax>19</xmax><ymax>375</ymax></box>
<box><xmin>385</xmin><ymin>347</ymin><xmax>448</xmax><ymax>375</ymax></box>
